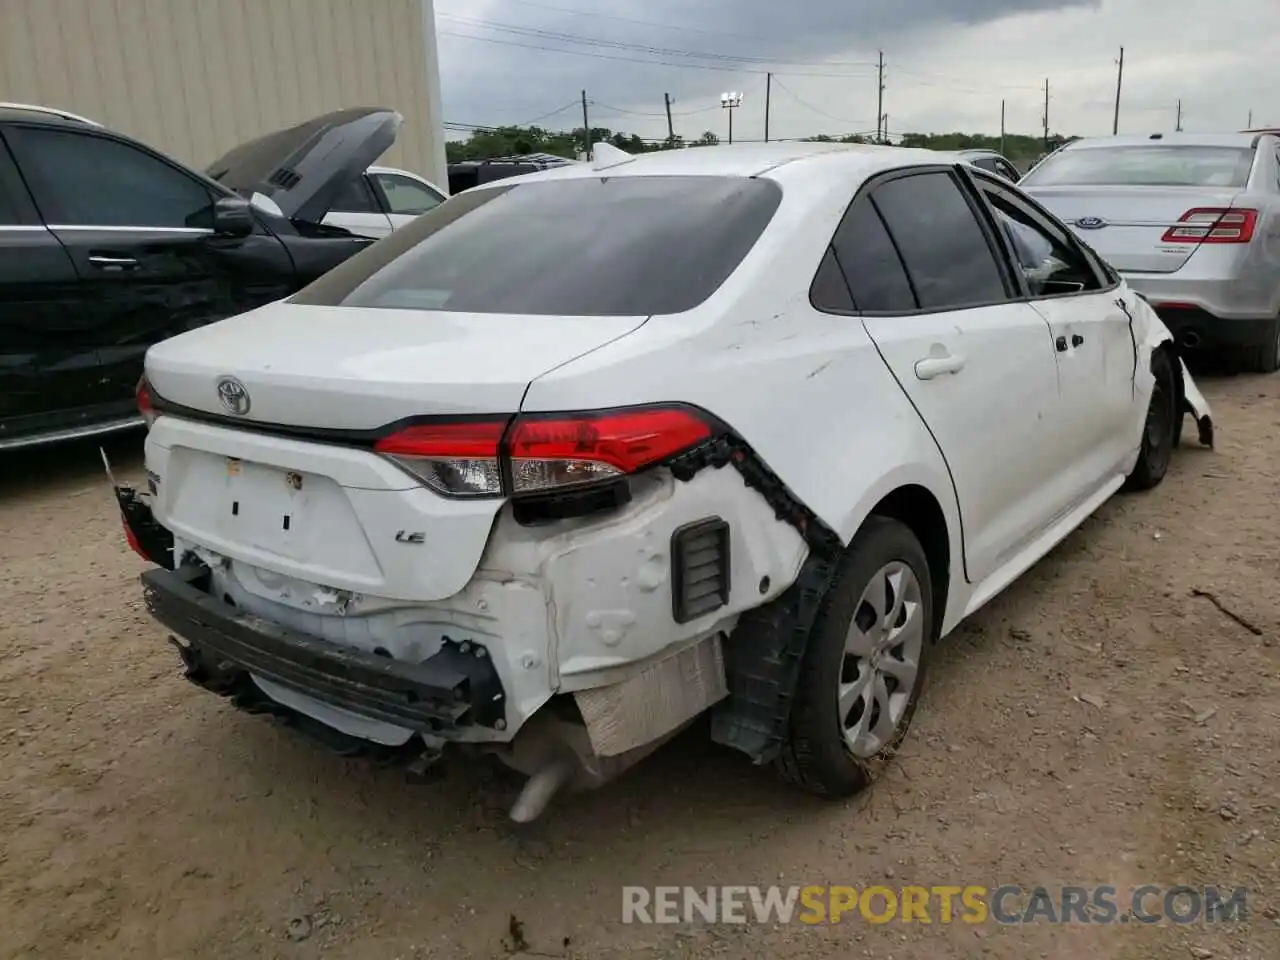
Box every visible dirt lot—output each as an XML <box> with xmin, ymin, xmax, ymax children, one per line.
<box><xmin>2</xmin><ymin>369</ymin><xmax>1278</xmax><ymax>960</ymax></box>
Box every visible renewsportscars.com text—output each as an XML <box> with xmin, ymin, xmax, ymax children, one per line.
<box><xmin>622</xmin><ymin>885</ymin><xmax>1248</xmax><ymax>925</ymax></box>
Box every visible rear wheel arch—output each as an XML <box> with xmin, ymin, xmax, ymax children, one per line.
<box><xmin>867</xmin><ymin>485</ymin><xmax>950</xmax><ymax>642</ymax></box>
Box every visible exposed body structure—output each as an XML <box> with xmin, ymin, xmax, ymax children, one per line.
<box><xmin>115</xmin><ymin>140</ymin><xmax>1214</xmax><ymax>820</ymax></box>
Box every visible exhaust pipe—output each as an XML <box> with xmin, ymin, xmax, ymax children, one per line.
<box><xmin>1181</xmin><ymin>330</ymin><xmax>1201</xmax><ymax>349</ymax></box>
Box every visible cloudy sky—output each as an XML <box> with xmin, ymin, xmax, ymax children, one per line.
<box><xmin>434</xmin><ymin>0</ymin><xmax>1279</xmax><ymax>144</ymax></box>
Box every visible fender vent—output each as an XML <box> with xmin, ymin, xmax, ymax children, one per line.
<box><xmin>671</xmin><ymin>517</ymin><xmax>731</xmax><ymax>624</ymax></box>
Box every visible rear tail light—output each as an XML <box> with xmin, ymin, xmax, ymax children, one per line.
<box><xmin>1161</xmin><ymin>208</ymin><xmax>1257</xmax><ymax>244</ymax></box>
<box><xmin>373</xmin><ymin>405</ymin><xmax>716</xmax><ymax>499</ymax></box>
<box><xmin>121</xmin><ymin>515</ymin><xmax>147</xmax><ymax>559</ymax></box>
<box><xmin>136</xmin><ymin>377</ymin><xmax>157</xmax><ymax>428</ymax></box>
<box><xmin>506</xmin><ymin>407</ymin><xmax>713</xmax><ymax>493</ymax></box>
<box><xmin>374</xmin><ymin>419</ymin><xmax>508</xmax><ymax>498</ymax></box>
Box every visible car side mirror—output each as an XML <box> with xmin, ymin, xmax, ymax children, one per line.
<box><xmin>211</xmin><ymin>197</ymin><xmax>254</xmax><ymax>238</ymax></box>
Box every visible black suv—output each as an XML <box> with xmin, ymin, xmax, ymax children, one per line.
<box><xmin>446</xmin><ymin>153</ymin><xmax>576</xmax><ymax>194</ymax></box>
<box><xmin>0</xmin><ymin>104</ymin><xmax>409</xmax><ymax>451</ymax></box>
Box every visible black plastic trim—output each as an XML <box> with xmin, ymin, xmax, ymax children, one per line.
<box><xmin>115</xmin><ymin>484</ymin><xmax>175</xmax><ymax>569</ymax></box>
<box><xmin>670</xmin><ymin>517</ymin><xmax>731</xmax><ymax>624</ymax></box>
<box><xmin>143</xmin><ymin>563</ymin><xmax>507</xmax><ymax>731</ymax></box>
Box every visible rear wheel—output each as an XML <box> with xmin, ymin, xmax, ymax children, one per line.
<box><xmin>776</xmin><ymin>517</ymin><xmax>933</xmax><ymax>797</ymax></box>
<box><xmin>1122</xmin><ymin>347</ymin><xmax>1178</xmax><ymax>492</ymax></box>
<box><xmin>1236</xmin><ymin>318</ymin><xmax>1280</xmax><ymax>374</ymax></box>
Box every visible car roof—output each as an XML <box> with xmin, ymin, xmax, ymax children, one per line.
<box><xmin>0</xmin><ymin>102</ymin><xmax>103</xmax><ymax>127</ymax></box>
<box><xmin>1062</xmin><ymin>132</ymin><xmax>1261</xmax><ymax>150</ymax></box>
<box><xmin>489</xmin><ymin>141</ymin><xmax>961</xmax><ymax>187</ymax></box>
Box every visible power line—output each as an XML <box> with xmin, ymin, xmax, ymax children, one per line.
<box><xmin>891</xmin><ymin>67</ymin><xmax>1041</xmax><ymax>93</ymax></box>
<box><xmin>593</xmin><ymin>100</ymin><xmax>719</xmax><ymax>118</ymax></box>
<box><xmin>771</xmin><ymin>77</ymin><xmax>874</xmax><ymax>127</ymax></box>
<box><xmin>520</xmin><ymin>99</ymin><xmax>583</xmax><ymax>125</ymax></box>
<box><xmin>464</xmin><ymin>0</ymin><xmax>831</xmax><ymax>48</ymax></box>
<box><xmin>440</xmin><ymin>28</ymin><xmax>1049</xmax><ymax>98</ymax></box>
<box><xmin>439</xmin><ymin>29</ymin><xmax>865</xmax><ymax>76</ymax></box>
<box><xmin>438</xmin><ymin>13</ymin><xmax>880</xmax><ymax>71</ymax></box>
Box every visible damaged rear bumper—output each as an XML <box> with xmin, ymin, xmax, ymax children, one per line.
<box><xmin>1178</xmin><ymin>358</ymin><xmax>1214</xmax><ymax>449</ymax></box>
<box><xmin>142</xmin><ymin>563</ymin><xmax>507</xmax><ymax>735</ymax></box>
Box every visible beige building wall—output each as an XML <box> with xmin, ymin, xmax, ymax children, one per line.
<box><xmin>0</xmin><ymin>0</ymin><xmax>447</xmax><ymax>187</ymax></box>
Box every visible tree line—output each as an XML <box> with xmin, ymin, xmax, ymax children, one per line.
<box><xmin>445</xmin><ymin>125</ymin><xmax>1076</xmax><ymax>168</ymax></box>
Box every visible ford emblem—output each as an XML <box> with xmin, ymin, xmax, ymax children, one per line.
<box><xmin>216</xmin><ymin>376</ymin><xmax>251</xmax><ymax>416</ymax></box>
<box><xmin>1074</xmin><ymin>216</ymin><xmax>1107</xmax><ymax>230</ymax></box>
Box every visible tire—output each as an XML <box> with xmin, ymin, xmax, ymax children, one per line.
<box><xmin>1235</xmin><ymin>319</ymin><xmax>1280</xmax><ymax>374</ymax></box>
<box><xmin>1122</xmin><ymin>347</ymin><xmax>1178</xmax><ymax>492</ymax></box>
<box><xmin>775</xmin><ymin>516</ymin><xmax>934</xmax><ymax>798</ymax></box>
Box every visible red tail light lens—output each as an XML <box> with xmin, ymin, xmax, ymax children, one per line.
<box><xmin>1161</xmin><ymin>208</ymin><xmax>1257</xmax><ymax>244</ymax></box>
<box><xmin>507</xmin><ymin>407</ymin><xmax>713</xmax><ymax>494</ymax></box>
<box><xmin>121</xmin><ymin>515</ymin><xmax>147</xmax><ymax>559</ymax></box>
<box><xmin>373</xmin><ymin>406</ymin><xmax>715</xmax><ymax>498</ymax></box>
<box><xmin>374</xmin><ymin>419</ymin><xmax>508</xmax><ymax>498</ymax></box>
<box><xmin>136</xmin><ymin>377</ymin><xmax>157</xmax><ymax>428</ymax></box>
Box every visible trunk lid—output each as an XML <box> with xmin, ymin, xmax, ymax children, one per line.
<box><xmin>144</xmin><ymin>301</ymin><xmax>646</xmax><ymax>428</ymax></box>
<box><xmin>1023</xmin><ymin>185</ymin><xmax>1243</xmax><ymax>273</ymax></box>
<box><xmin>144</xmin><ymin>302</ymin><xmax>647</xmax><ymax>602</ymax></box>
<box><xmin>205</xmin><ymin>107</ymin><xmax>400</xmax><ymax>224</ymax></box>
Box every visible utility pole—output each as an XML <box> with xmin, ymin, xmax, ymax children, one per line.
<box><xmin>875</xmin><ymin>51</ymin><xmax>885</xmax><ymax>143</ymax></box>
<box><xmin>764</xmin><ymin>73</ymin><xmax>772</xmax><ymax>143</ymax></box>
<box><xmin>1042</xmin><ymin>78</ymin><xmax>1050</xmax><ymax>154</ymax></box>
<box><xmin>1000</xmin><ymin>99</ymin><xmax>1006</xmax><ymax>157</ymax></box>
<box><xmin>881</xmin><ymin>114</ymin><xmax>888</xmax><ymax>143</ymax></box>
<box><xmin>720</xmin><ymin>92</ymin><xmax>742</xmax><ymax>144</ymax></box>
<box><xmin>664</xmin><ymin>92</ymin><xmax>674</xmax><ymax>145</ymax></box>
<box><xmin>1175</xmin><ymin>98</ymin><xmax>1183</xmax><ymax>132</ymax></box>
<box><xmin>1247</xmin><ymin>108</ymin><xmax>1253</xmax><ymax>128</ymax></box>
<box><xmin>581</xmin><ymin>89</ymin><xmax>592</xmax><ymax>158</ymax></box>
<box><xmin>1112</xmin><ymin>47</ymin><xmax>1124</xmax><ymax>135</ymax></box>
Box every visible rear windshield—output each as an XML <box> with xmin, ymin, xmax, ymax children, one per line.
<box><xmin>1021</xmin><ymin>145</ymin><xmax>1256</xmax><ymax>188</ymax></box>
<box><xmin>290</xmin><ymin>175</ymin><xmax>783</xmax><ymax>316</ymax></box>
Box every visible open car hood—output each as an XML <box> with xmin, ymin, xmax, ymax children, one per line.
<box><xmin>204</xmin><ymin>107</ymin><xmax>401</xmax><ymax>224</ymax></box>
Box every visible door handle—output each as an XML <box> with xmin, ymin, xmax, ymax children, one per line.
<box><xmin>914</xmin><ymin>353</ymin><xmax>966</xmax><ymax>380</ymax></box>
<box><xmin>1071</xmin><ymin>333</ymin><xmax>1085</xmax><ymax>347</ymax></box>
<box><xmin>1056</xmin><ymin>335</ymin><xmax>1068</xmax><ymax>352</ymax></box>
<box><xmin>88</xmin><ymin>254</ymin><xmax>139</xmax><ymax>269</ymax></box>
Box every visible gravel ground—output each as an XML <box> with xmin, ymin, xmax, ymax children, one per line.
<box><xmin>1</xmin><ymin>368</ymin><xmax>1278</xmax><ymax>960</ymax></box>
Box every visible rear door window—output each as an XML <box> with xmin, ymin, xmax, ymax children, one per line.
<box><xmin>819</xmin><ymin>197</ymin><xmax>917</xmax><ymax>312</ymax></box>
<box><xmin>372</xmin><ymin>172</ymin><xmax>444</xmax><ymax>215</ymax></box>
<box><xmin>5</xmin><ymin>126</ymin><xmax>214</xmax><ymax>228</ymax></box>
<box><xmin>0</xmin><ymin>144</ymin><xmax>24</xmax><ymax>225</ymax></box>
<box><xmin>292</xmin><ymin>175</ymin><xmax>783</xmax><ymax>316</ymax></box>
<box><xmin>810</xmin><ymin>247</ymin><xmax>856</xmax><ymax>312</ymax></box>
<box><xmin>868</xmin><ymin>171</ymin><xmax>1009</xmax><ymax>311</ymax></box>
<box><xmin>330</xmin><ymin>176</ymin><xmax>381</xmax><ymax>213</ymax></box>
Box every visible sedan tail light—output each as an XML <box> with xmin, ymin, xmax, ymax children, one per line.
<box><xmin>374</xmin><ymin>419</ymin><xmax>508</xmax><ymax>498</ymax></box>
<box><xmin>136</xmin><ymin>377</ymin><xmax>157</xmax><ymax>428</ymax></box>
<box><xmin>373</xmin><ymin>405</ymin><xmax>716</xmax><ymax>499</ymax></box>
<box><xmin>1160</xmin><ymin>208</ymin><xmax>1257</xmax><ymax>244</ymax></box>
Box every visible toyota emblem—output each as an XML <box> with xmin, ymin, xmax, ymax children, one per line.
<box><xmin>216</xmin><ymin>376</ymin><xmax>251</xmax><ymax>416</ymax></box>
<box><xmin>1074</xmin><ymin>216</ymin><xmax>1107</xmax><ymax>230</ymax></box>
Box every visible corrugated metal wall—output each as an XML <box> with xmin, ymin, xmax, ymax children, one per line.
<box><xmin>0</xmin><ymin>0</ymin><xmax>447</xmax><ymax>187</ymax></box>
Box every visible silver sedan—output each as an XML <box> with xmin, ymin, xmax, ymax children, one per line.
<box><xmin>1019</xmin><ymin>132</ymin><xmax>1280</xmax><ymax>372</ymax></box>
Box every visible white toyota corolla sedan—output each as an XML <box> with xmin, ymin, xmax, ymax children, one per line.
<box><xmin>113</xmin><ymin>140</ymin><xmax>1214</xmax><ymax>822</ymax></box>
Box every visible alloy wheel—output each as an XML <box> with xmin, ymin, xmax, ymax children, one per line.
<box><xmin>838</xmin><ymin>561</ymin><xmax>925</xmax><ymax>758</ymax></box>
